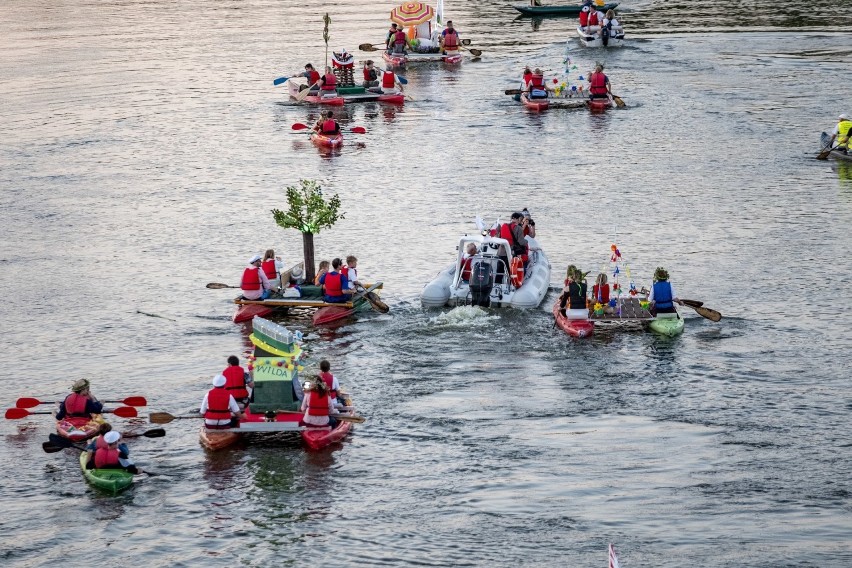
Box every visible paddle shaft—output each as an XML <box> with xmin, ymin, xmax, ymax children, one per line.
<box><xmin>295</xmin><ymin>80</ymin><xmax>320</xmax><ymax>102</ymax></box>
<box><xmin>16</xmin><ymin>396</ymin><xmax>146</xmax><ymax>408</ymax></box>
<box><xmin>206</xmin><ymin>282</ymin><xmax>239</xmax><ymax>289</ymax></box>
<box><xmin>149</xmin><ymin>412</ymin><xmax>204</xmax><ymax>424</ymax></box>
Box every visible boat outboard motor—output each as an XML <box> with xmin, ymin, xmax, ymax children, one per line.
<box><xmin>468</xmin><ymin>260</ymin><xmax>493</xmax><ymax>307</ymax></box>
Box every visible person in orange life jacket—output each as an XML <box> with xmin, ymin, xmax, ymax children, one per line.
<box><xmin>440</xmin><ymin>21</ymin><xmax>460</xmax><ymax>54</ymax></box>
<box><xmin>362</xmin><ymin>60</ymin><xmax>379</xmax><ymax>88</ymax></box>
<box><xmin>200</xmin><ymin>374</ymin><xmax>242</xmax><ymax>428</ymax></box>
<box><xmin>648</xmin><ymin>267</ymin><xmax>680</xmax><ymax>315</ymax></box>
<box><xmin>314</xmin><ymin>110</ymin><xmax>340</xmax><ymax>135</ymax></box>
<box><xmin>525</xmin><ymin>68</ymin><xmax>552</xmax><ymax>100</ymax></box>
<box><xmin>460</xmin><ymin>243</ymin><xmax>478</xmax><ymax>282</ymax></box>
<box><xmin>223</xmin><ymin>355</ymin><xmax>253</xmax><ymax>405</ymax></box>
<box><xmin>300</xmin><ymin>378</ymin><xmax>338</xmax><ymax>428</ymax></box>
<box><xmin>319</xmin><ymin>66</ymin><xmax>338</xmax><ymax>95</ymax></box>
<box><xmin>55</xmin><ymin>379</ymin><xmax>104</xmax><ymax>420</ymax></box>
<box><xmin>521</xmin><ymin>208</ymin><xmax>536</xmax><ymax>238</ymax></box>
<box><xmin>85</xmin><ymin>422</ymin><xmax>129</xmax><ymax>457</ymax></box>
<box><xmin>588</xmin><ymin>64</ymin><xmax>611</xmax><ymax>100</ymax></box>
<box><xmin>319</xmin><ymin>258</ymin><xmax>353</xmax><ymax>303</ymax></box>
<box><xmin>559</xmin><ymin>266</ymin><xmax>589</xmax><ymax>319</ymax></box>
<box><xmin>386</xmin><ymin>23</ymin><xmax>399</xmax><ymax>49</ymax></box>
<box><xmin>261</xmin><ymin>248</ymin><xmax>283</xmax><ymax>289</ymax></box>
<box><xmin>341</xmin><ymin>255</ymin><xmax>361</xmax><ymax>290</ymax></box>
<box><xmin>298</xmin><ymin>63</ymin><xmax>322</xmax><ymax>93</ymax></box>
<box><xmin>315</xmin><ymin>260</ymin><xmax>330</xmax><ymax>285</ymax></box>
<box><xmin>87</xmin><ymin>431</ymin><xmax>141</xmax><ymax>474</ymax></box>
<box><xmin>318</xmin><ymin>359</ymin><xmax>348</xmax><ymax>408</ymax></box>
<box><xmin>390</xmin><ymin>26</ymin><xmax>408</xmax><ymax>54</ymax></box>
<box><xmin>241</xmin><ymin>253</ymin><xmax>273</xmax><ymax>300</ymax></box>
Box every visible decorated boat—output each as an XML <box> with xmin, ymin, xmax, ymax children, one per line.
<box><xmin>513</xmin><ymin>2</ymin><xmax>618</xmax><ymax>17</ymax></box>
<box><xmin>382</xmin><ymin>0</ymin><xmax>464</xmax><ymax>66</ymax></box>
<box><xmin>552</xmin><ymin>299</ymin><xmax>594</xmax><ymax>338</ymax></box>
<box><xmin>200</xmin><ymin>317</ymin><xmax>355</xmax><ymax>451</ymax></box>
<box><xmin>287</xmin><ymin>81</ymin><xmax>345</xmax><ymax>106</ymax></box>
<box><xmin>576</xmin><ymin>24</ymin><xmax>625</xmax><ymax>47</ymax></box>
<box><xmin>57</xmin><ymin>415</ymin><xmax>103</xmax><ymax>441</ymax></box>
<box><xmin>421</xmin><ymin>224</ymin><xmax>551</xmax><ymax>309</ymax></box>
<box><xmin>331</xmin><ymin>50</ymin><xmax>406</xmax><ymax>104</ymax></box>
<box><xmin>820</xmin><ymin>132</ymin><xmax>852</xmax><ymax>162</ymax></box>
<box><xmin>79</xmin><ymin>451</ymin><xmax>134</xmax><ymax>494</ymax></box>
<box><xmin>233</xmin><ymin>281</ymin><xmax>384</xmax><ymax>324</ymax></box>
<box><xmin>310</xmin><ymin>131</ymin><xmax>343</xmax><ymax>148</ymax></box>
<box><xmin>521</xmin><ymin>92</ymin><xmax>587</xmax><ymax>111</ymax></box>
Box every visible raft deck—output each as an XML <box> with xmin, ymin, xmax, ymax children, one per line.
<box><xmin>589</xmin><ymin>297</ymin><xmax>654</xmax><ymax>327</ymax></box>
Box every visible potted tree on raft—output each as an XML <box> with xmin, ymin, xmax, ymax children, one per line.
<box><xmin>271</xmin><ymin>179</ymin><xmax>344</xmax><ymax>284</ymax></box>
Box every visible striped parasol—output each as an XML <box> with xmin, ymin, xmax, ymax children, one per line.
<box><xmin>390</xmin><ymin>2</ymin><xmax>435</xmax><ymax>26</ymax></box>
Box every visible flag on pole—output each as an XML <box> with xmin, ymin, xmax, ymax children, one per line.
<box><xmin>608</xmin><ymin>544</ymin><xmax>621</xmax><ymax>568</ymax></box>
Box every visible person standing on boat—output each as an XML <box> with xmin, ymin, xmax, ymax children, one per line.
<box><xmin>648</xmin><ymin>267</ymin><xmax>679</xmax><ymax>315</ymax></box>
<box><xmin>439</xmin><ymin>21</ymin><xmax>461</xmax><ymax>55</ymax></box>
<box><xmin>222</xmin><ymin>355</ymin><xmax>253</xmax><ymax>406</ymax></box>
<box><xmin>588</xmin><ymin>64</ymin><xmax>611</xmax><ymax>100</ymax></box>
<box><xmin>301</xmin><ymin>379</ymin><xmax>338</xmax><ymax>428</ymax></box>
<box><xmin>829</xmin><ymin>113</ymin><xmax>851</xmax><ymax>154</ymax></box>
<box><xmin>460</xmin><ymin>242</ymin><xmax>478</xmax><ymax>282</ymax></box>
<box><xmin>55</xmin><ymin>379</ymin><xmax>104</xmax><ymax>420</ymax></box>
<box><xmin>525</xmin><ymin>69</ymin><xmax>551</xmax><ymax>100</ymax></box>
<box><xmin>200</xmin><ymin>375</ymin><xmax>241</xmax><ymax>429</ymax></box>
<box><xmin>241</xmin><ymin>254</ymin><xmax>273</xmax><ymax>301</ymax></box>
<box><xmin>362</xmin><ymin>60</ymin><xmax>379</xmax><ymax>88</ymax></box>
<box><xmin>559</xmin><ymin>266</ymin><xmax>589</xmax><ymax>319</ymax></box>
<box><xmin>298</xmin><ymin>63</ymin><xmax>322</xmax><ymax>93</ymax></box>
<box><xmin>261</xmin><ymin>249</ymin><xmax>283</xmax><ymax>290</ymax></box>
<box><xmin>319</xmin><ymin>258</ymin><xmax>353</xmax><ymax>303</ymax></box>
<box><xmin>87</xmin><ymin>431</ymin><xmax>141</xmax><ymax>474</ymax></box>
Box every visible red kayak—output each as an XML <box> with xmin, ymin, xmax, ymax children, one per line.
<box><xmin>288</xmin><ymin>82</ymin><xmax>345</xmax><ymax>106</ymax></box>
<box><xmin>588</xmin><ymin>97</ymin><xmax>613</xmax><ymax>113</ymax></box>
<box><xmin>302</xmin><ymin>421</ymin><xmax>352</xmax><ymax>450</ymax></box>
<box><xmin>521</xmin><ymin>93</ymin><xmax>549</xmax><ymax>111</ymax></box>
<box><xmin>233</xmin><ymin>303</ymin><xmax>275</xmax><ymax>323</ymax></box>
<box><xmin>552</xmin><ymin>300</ymin><xmax>594</xmax><ymax>338</ymax></box>
<box><xmin>310</xmin><ymin>131</ymin><xmax>343</xmax><ymax>149</ymax></box>
<box><xmin>312</xmin><ymin>305</ymin><xmax>354</xmax><ymax>325</ymax></box>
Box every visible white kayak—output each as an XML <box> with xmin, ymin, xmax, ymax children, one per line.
<box><xmin>575</xmin><ymin>25</ymin><xmax>625</xmax><ymax>48</ymax></box>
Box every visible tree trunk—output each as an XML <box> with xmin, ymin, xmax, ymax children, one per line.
<box><xmin>302</xmin><ymin>232</ymin><xmax>316</xmax><ymax>283</ymax></box>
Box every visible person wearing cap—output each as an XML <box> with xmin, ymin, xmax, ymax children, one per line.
<box><xmin>829</xmin><ymin>114</ymin><xmax>852</xmax><ymax>154</ymax></box>
<box><xmin>439</xmin><ymin>20</ymin><xmax>461</xmax><ymax>55</ymax></box>
<box><xmin>199</xmin><ymin>375</ymin><xmax>242</xmax><ymax>429</ymax></box>
<box><xmin>241</xmin><ymin>253</ymin><xmax>273</xmax><ymax>301</ymax></box>
<box><xmin>86</xmin><ymin>423</ymin><xmax>130</xmax><ymax>460</ymax></box>
<box><xmin>362</xmin><ymin>60</ymin><xmax>379</xmax><ymax>88</ymax></box>
<box><xmin>300</xmin><ymin>378</ymin><xmax>338</xmax><ymax>428</ymax></box>
<box><xmin>55</xmin><ymin>379</ymin><xmax>104</xmax><ymax>420</ymax></box>
<box><xmin>222</xmin><ymin>355</ymin><xmax>253</xmax><ymax>405</ymax></box>
<box><xmin>319</xmin><ymin>258</ymin><xmax>354</xmax><ymax>303</ymax></box>
<box><xmin>87</xmin><ymin>430</ymin><xmax>141</xmax><ymax>474</ymax></box>
<box><xmin>648</xmin><ymin>267</ymin><xmax>680</xmax><ymax>315</ymax></box>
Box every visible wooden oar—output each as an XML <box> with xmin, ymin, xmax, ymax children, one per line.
<box><xmin>293</xmin><ymin>123</ymin><xmax>367</xmax><ymax>134</ymax></box>
<box><xmin>679</xmin><ymin>299</ymin><xmax>704</xmax><ymax>308</ymax></box>
<box><xmin>295</xmin><ymin>80</ymin><xmax>320</xmax><ymax>102</ymax></box>
<box><xmin>816</xmin><ymin>145</ymin><xmax>836</xmax><ymax>160</ymax></box>
<box><xmin>460</xmin><ymin>46</ymin><xmax>482</xmax><ymax>57</ymax></box>
<box><xmin>611</xmin><ymin>94</ymin><xmax>626</xmax><ymax>108</ymax></box>
<box><xmin>676</xmin><ymin>300</ymin><xmax>722</xmax><ymax>322</ymax></box>
<box><xmin>359</xmin><ymin>44</ymin><xmax>381</xmax><ymax>52</ymax></box>
<box><xmin>355</xmin><ymin>284</ymin><xmax>389</xmax><ymax>313</ymax></box>
<box><xmin>330</xmin><ymin>413</ymin><xmax>366</xmax><ymax>424</ymax></box>
<box><xmin>16</xmin><ymin>396</ymin><xmax>147</xmax><ymax>409</ymax></box>
<box><xmin>505</xmin><ymin>89</ymin><xmax>527</xmax><ymax>95</ymax></box>
<box><xmin>5</xmin><ymin>406</ymin><xmax>138</xmax><ymax>420</ymax></box>
<box><xmin>207</xmin><ymin>282</ymin><xmax>238</xmax><ymax>289</ymax></box>
<box><xmin>149</xmin><ymin>412</ymin><xmax>204</xmax><ymax>424</ymax></box>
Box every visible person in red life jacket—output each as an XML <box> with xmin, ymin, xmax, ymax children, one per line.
<box><xmin>521</xmin><ymin>208</ymin><xmax>536</xmax><ymax>238</ymax></box>
<box><xmin>390</xmin><ymin>27</ymin><xmax>408</xmax><ymax>55</ymax></box>
<box><xmin>440</xmin><ymin>20</ymin><xmax>461</xmax><ymax>54</ymax></box>
<box><xmin>375</xmin><ymin>67</ymin><xmax>401</xmax><ymax>95</ymax></box>
<box><xmin>459</xmin><ymin>243</ymin><xmax>478</xmax><ymax>282</ymax></box>
<box><xmin>319</xmin><ymin>257</ymin><xmax>353</xmax><ymax>303</ymax></box>
<box><xmin>298</xmin><ymin>63</ymin><xmax>322</xmax><ymax>93</ymax></box>
<box><xmin>579</xmin><ymin>5</ymin><xmax>591</xmax><ymax>29</ymax></box>
<box><xmin>318</xmin><ymin>359</ymin><xmax>347</xmax><ymax>408</ymax></box>
<box><xmin>300</xmin><ymin>378</ymin><xmax>338</xmax><ymax>428</ymax></box>
<box><xmin>341</xmin><ymin>255</ymin><xmax>361</xmax><ymax>291</ymax></box>
<box><xmin>525</xmin><ymin>68</ymin><xmax>551</xmax><ymax>100</ymax></box>
<box><xmin>386</xmin><ymin>23</ymin><xmax>399</xmax><ymax>49</ymax></box>
<box><xmin>313</xmin><ymin>110</ymin><xmax>340</xmax><ymax>135</ymax></box>
<box><xmin>55</xmin><ymin>379</ymin><xmax>104</xmax><ymax>420</ymax></box>
<box><xmin>222</xmin><ymin>355</ymin><xmax>253</xmax><ymax>405</ymax></box>
<box><xmin>319</xmin><ymin>66</ymin><xmax>337</xmax><ymax>96</ymax></box>
<box><xmin>362</xmin><ymin>60</ymin><xmax>379</xmax><ymax>88</ymax></box>
<box><xmin>648</xmin><ymin>267</ymin><xmax>680</xmax><ymax>315</ymax></box>
<box><xmin>86</xmin><ymin>423</ymin><xmax>130</xmax><ymax>461</ymax></box>
<box><xmin>588</xmin><ymin>63</ymin><xmax>611</xmax><ymax>100</ymax></box>
<box><xmin>261</xmin><ymin>249</ymin><xmax>283</xmax><ymax>289</ymax></box>
<box><xmin>86</xmin><ymin>431</ymin><xmax>141</xmax><ymax>474</ymax></box>
<box><xmin>241</xmin><ymin>253</ymin><xmax>273</xmax><ymax>301</ymax></box>
<box><xmin>588</xmin><ymin>7</ymin><xmax>602</xmax><ymax>28</ymax></box>
<box><xmin>200</xmin><ymin>375</ymin><xmax>241</xmax><ymax>429</ymax></box>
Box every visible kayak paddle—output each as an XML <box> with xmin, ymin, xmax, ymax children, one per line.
<box><xmin>676</xmin><ymin>300</ymin><xmax>722</xmax><ymax>322</ymax></box>
<box><xmin>293</xmin><ymin>123</ymin><xmax>367</xmax><ymax>134</ymax></box>
<box><xmin>149</xmin><ymin>412</ymin><xmax>204</xmax><ymax>424</ymax></box>
<box><xmin>611</xmin><ymin>94</ymin><xmax>626</xmax><ymax>108</ymax></box>
<box><xmin>43</xmin><ymin>437</ymin><xmax>161</xmax><ymax>476</ymax></box>
<box><xmin>16</xmin><ymin>396</ymin><xmax>147</xmax><ymax>409</ymax></box>
<box><xmin>206</xmin><ymin>282</ymin><xmax>239</xmax><ymax>289</ymax></box>
<box><xmin>330</xmin><ymin>413</ymin><xmax>366</xmax><ymax>424</ymax></box>
<box><xmin>273</xmin><ymin>76</ymin><xmax>290</xmax><ymax>86</ymax></box>
<box><xmin>679</xmin><ymin>299</ymin><xmax>704</xmax><ymax>308</ymax></box>
<box><xmin>295</xmin><ymin>80</ymin><xmax>320</xmax><ymax>102</ymax></box>
<box><xmin>5</xmin><ymin>406</ymin><xmax>138</xmax><ymax>419</ymax></box>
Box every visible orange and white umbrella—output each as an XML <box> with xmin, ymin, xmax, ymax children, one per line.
<box><xmin>390</xmin><ymin>2</ymin><xmax>435</xmax><ymax>26</ymax></box>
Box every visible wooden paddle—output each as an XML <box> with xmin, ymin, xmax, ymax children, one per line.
<box><xmin>679</xmin><ymin>299</ymin><xmax>704</xmax><ymax>308</ymax></box>
<box><xmin>611</xmin><ymin>94</ymin><xmax>626</xmax><ymax>108</ymax></box>
<box><xmin>505</xmin><ymin>89</ymin><xmax>528</xmax><ymax>95</ymax></box>
<box><xmin>16</xmin><ymin>396</ymin><xmax>147</xmax><ymax>409</ymax></box>
<box><xmin>330</xmin><ymin>413</ymin><xmax>366</xmax><ymax>424</ymax></box>
<box><xmin>355</xmin><ymin>284</ymin><xmax>389</xmax><ymax>313</ymax></box>
<box><xmin>206</xmin><ymin>282</ymin><xmax>238</xmax><ymax>289</ymax></box>
<box><xmin>295</xmin><ymin>80</ymin><xmax>320</xmax><ymax>102</ymax></box>
<box><xmin>358</xmin><ymin>43</ymin><xmax>384</xmax><ymax>51</ymax></box>
<box><xmin>5</xmin><ymin>406</ymin><xmax>138</xmax><ymax>420</ymax></box>
<box><xmin>293</xmin><ymin>123</ymin><xmax>367</xmax><ymax>134</ymax></box>
<box><xmin>817</xmin><ymin>145</ymin><xmax>836</xmax><ymax>160</ymax></box>
<box><xmin>149</xmin><ymin>412</ymin><xmax>204</xmax><ymax>424</ymax></box>
<box><xmin>676</xmin><ymin>300</ymin><xmax>722</xmax><ymax>322</ymax></box>
<box><xmin>459</xmin><ymin>46</ymin><xmax>482</xmax><ymax>57</ymax></box>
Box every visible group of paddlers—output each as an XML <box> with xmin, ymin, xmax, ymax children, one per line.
<box><xmin>384</xmin><ymin>20</ymin><xmax>462</xmax><ymax>55</ymax></box>
<box><xmin>521</xmin><ymin>63</ymin><xmax>612</xmax><ymax>101</ymax></box>
<box><xmin>558</xmin><ymin>266</ymin><xmax>680</xmax><ymax>320</ymax></box>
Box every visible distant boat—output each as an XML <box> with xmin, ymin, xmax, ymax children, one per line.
<box><xmin>513</xmin><ymin>2</ymin><xmax>619</xmax><ymax>17</ymax></box>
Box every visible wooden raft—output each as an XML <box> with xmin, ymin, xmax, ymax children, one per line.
<box><xmin>589</xmin><ymin>297</ymin><xmax>654</xmax><ymax>321</ymax></box>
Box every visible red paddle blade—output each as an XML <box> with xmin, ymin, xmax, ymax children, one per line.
<box><xmin>292</xmin><ymin>123</ymin><xmax>309</xmax><ymax>130</ymax></box>
<box><xmin>350</xmin><ymin>126</ymin><xmax>366</xmax><ymax>134</ymax></box>
<box><xmin>15</xmin><ymin>397</ymin><xmax>43</xmax><ymax>409</ymax></box>
<box><xmin>110</xmin><ymin>406</ymin><xmax>138</xmax><ymax>418</ymax></box>
<box><xmin>5</xmin><ymin>408</ymin><xmax>30</xmax><ymax>419</ymax></box>
<box><xmin>121</xmin><ymin>396</ymin><xmax>147</xmax><ymax>407</ymax></box>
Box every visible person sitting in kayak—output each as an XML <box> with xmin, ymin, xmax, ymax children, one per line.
<box><xmin>200</xmin><ymin>374</ymin><xmax>241</xmax><ymax>429</ymax></box>
<box><xmin>86</xmin><ymin>423</ymin><xmax>130</xmax><ymax>461</ymax></box>
<box><xmin>261</xmin><ymin>249</ymin><xmax>283</xmax><ymax>289</ymax></box>
<box><xmin>386</xmin><ymin>23</ymin><xmax>400</xmax><ymax>49</ymax></box>
<box><xmin>648</xmin><ymin>267</ymin><xmax>680</xmax><ymax>315</ymax></box>
<box><xmin>313</xmin><ymin>111</ymin><xmax>340</xmax><ymax>135</ymax></box>
<box><xmin>362</xmin><ymin>60</ymin><xmax>379</xmax><ymax>88</ymax></box>
<box><xmin>460</xmin><ymin>243</ymin><xmax>478</xmax><ymax>282</ymax></box>
<box><xmin>86</xmin><ymin>431</ymin><xmax>141</xmax><ymax>474</ymax></box>
<box><xmin>315</xmin><ymin>260</ymin><xmax>330</xmax><ymax>285</ymax></box>
<box><xmin>319</xmin><ymin>257</ymin><xmax>353</xmax><ymax>303</ymax></box>
<box><xmin>440</xmin><ymin>21</ymin><xmax>461</xmax><ymax>55</ymax></box>
<box><xmin>559</xmin><ymin>266</ymin><xmax>588</xmax><ymax>319</ymax></box>
<box><xmin>222</xmin><ymin>355</ymin><xmax>253</xmax><ymax>406</ymax></box>
<box><xmin>390</xmin><ymin>26</ymin><xmax>408</xmax><ymax>55</ymax></box>
<box><xmin>588</xmin><ymin>64</ymin><xmax>611</xmax><ymax>100</ymax></box>
<box><xmin>341</xmin><ymin>255</ymin><xmax>361</xmax><ymax>291</ymax></box>
<box><xmin>371</xmin><ymin>67</ymin><xmax>401</xmax><ymax>95</ymax></box>
<box><xmin>318</xmin><ymin>360</ymin><xmax>348</xmax><ymax>409</ymax></box>
<box><xmin>241</xmin><ymin>253</ymin><xmax>274</xmax><ymax>300</ymax></box>
<box><xmin>525</xmin><ymin>69</ymin><xmax>551</xmax><ymax>100</ymax></box>
<box><xmin>829</xmin><ymin>113</ymin><xmax>851</xmax><ymax>154</ymax></box>
<box><xmin>298</xmin><ymin>63</ymin><xmax>321</xmax><ymax>93</ymax></box>
<box><xmin>319</xmin><ymin>66</ymin><xmax>337</xmax><ymax>97</ymax></box>
<box><xmin>55</xmin><ymin>379</ymin><xmax>103</xmax><ymax>420</ymax></box>
<box><xmin>300</xmin><ymin>378</ymin><xmax>338</xmax><ymax>429</ymax></box>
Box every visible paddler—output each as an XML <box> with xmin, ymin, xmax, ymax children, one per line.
<box><xmin>439</xmin><ymin>20</ymin><xmax>461</xmax><ymax>55</ymax></box>
<box><xmin>319</xmin><ymin>66</ymin><xmax>338</xmax><ymax>97</ymax></box>
<box><xmin>319</xmin><ymin>258</ymin><xmax>354</xmax><ymax>303</ymax></box>
<box><xmin>86</xmin><ymin>423</ymin><xmax>129</xmax><ymax>460</ymax></box>
<box><xmin>261</xmin><ymin>249</ymin><xmax>283</xmax><ymax>289</ymax></box>
<box><xmin>376</xmin><ymin>66</ymin><xmax>402</xmax><ymax>95</ymax></box>
<box><xmin>559</xmin><ymin>266</ymin><xmax>589</xmax><ymax>319</ymax></box>
<box><xmin>390</xmin><ymin>25</ymin><xmax>408</xmax><ymax>55</ymax></box>
<box><xmin>222</xmin><ymin>355</ymin><xmax>253</xmax><ymax>406</ymax></box>
<box><xmin>525</xmin><ymin>68</ymin><xmax>551</xmax><ymax>100</ymax></box>
<box><xmin>318</xmin><ymin>360</ymin><xmax>347</xmax><ymax>408</ymax></box>
<box><xmin>298</xmin><ymin>63</ymin><xmax>322</xmax><ymax>93</ymax></box>
<box><xmin>241</xmin><ymin>253</ymin><xmax>274</xmax><ymax>301</ymax></box>
<box><xmin>55</xmin><ymin>379</ymin><xmax>104</xmax><ymax>420</ymax></box>
<box><xmin>300</xmin><ymin>378</ymin><xmax>337</xmax><ymax>428</ymax></box>
<box><xmin>362</xmin><ymin>60</ymin><xmax>379</xmax><ymax>88</ymax></box>
<box><xmin>313</xmin><ymin>110</ymin><xmax>340</xmax><ymax>134</ymax></box>
<box><xmin>86</xmin><ymin>431</ymin><xmax>141</xmax><ymax>474</ymax></box>
<box><xmin>648</xmin><ymin>267</ymin><xmax>680</xmax><ymax>315</ymax></box>
<box><xmin>200</xmin><ymin>375</ymin><xmax>241</xmax><ymax>429</ymax></box>
<box><xmin>829</xmin><ymin>113</ymin><xmax>851</xmax><ymax>154</ymax></box>
<box><xmin>341</xmin><ymin>255</ymin><xmax>361</xmax><ymax>291</ymax></box>
<box><xmin>386</xmin><ymin>23</ymin><xmax>399</xmax><ymax>50</ymax></box>
<box><xmin>588</xmin><ymin>63</ymin><xmax>612</xmax><ymax>100</ymax></box>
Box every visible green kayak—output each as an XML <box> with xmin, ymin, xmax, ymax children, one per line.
<box><xmin>79</xmin><ymin>452</ymin><xmax>134</xmax><ymax>494</ymax></box>
<box><xmin>513</xmin><ymin>2</ymin><xmax>619</xmax><ymax>17</ymax></box>
<box><xmin>648</xmin><ymin>312</ymin><xmax>685</xmax><ymax>337</ymax></box>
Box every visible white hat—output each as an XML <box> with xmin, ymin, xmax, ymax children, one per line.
<box><xmin>841</xmin><ymin>114</ymin><xmax>849</xmax><ymax>120</ymax></box>
<box><xmin>104</xmin><ymin>431</ymin><xmax>121</xmax><ymax>444</ymax></box>
<box><xmin>291</xmin><ymin>265</ymin><xmax>303</xmax><ymax>277</ymax></box>
<box><xmin>212</xmin><ymin>374</ymin><xmax>227</xmax><ymax>388</ymax></box>
<box><xmin>248</xmin><ymin>254</ymin><xmax>262</xmax><ymax>264</ymax></box>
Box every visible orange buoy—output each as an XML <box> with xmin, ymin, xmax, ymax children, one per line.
<box><xmin>510</xmin><ymin>257</ymin><xmax>525</xmax><ymax>287</ymax></box>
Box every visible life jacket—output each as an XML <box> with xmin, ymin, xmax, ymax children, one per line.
<box><xmin>94</xmin><ymin>447</ymin><xmax>120</xmax><ymax>468</ymax></box>
<box><xmin>306</xmin><ymin>391</ymin><xmax>330</xmax><ymax>417</ymax></box>
<box><xmin>499</xmin><ymin>223</ymin><xmax>513</xmax><ymax>242</ymax></box>
<box><xmin>204</xmin><ymin>388</ymin><xmax>232</xmax><ymax>421</ymax></box>
<box><xmin>95</xmin><ymin>435</ymin><xmax>108</xmax><ymax>450</ymax></box>
<box><xmin>461</xmin><ymin>257</ymin><xmax>473</xmax><ymax>280</ymax></box>
<box><xmin>530</xmin><ymin>74</ymin><xmax>545</xmax><ymax>89</ymax></box>
<box><xmin>382</xmin><ymin>71</ymin><xmax>396</xmax><ymax>89</ymax></box>
<box><xmin>241</xmin><ymin>267</ymin><xmax>261</xmax><ymax>291</ymax></box>
<box><xmin>321</xmin><ymin>73</ymin><xmax>337</xmax><ymax>91</ymax></box>
<box><xmin>443</xmin><ymin>29</ymin><xmax>459</xmax><ymax>49</ymax></box>
<box><xmin>261</xmin><ymin>259</ymin><xmax>277</xmax><ymax>280</ymax></box>
<box><xmin>321</xmin><ymin>119</ymin><xmax>337</xmax><ymax>134</ymax></box>
<box><xmin>589</xmin><ymin>11</ymin><xmax>600</xmax><ymax>26</ymax></box>
<box><xmin>510</xmin><ymin>256</ymin><xmax>525</xmax><ymax>288</ymax></box>
<box><xmin>652</xmin><ymin>281</ymin><xmax>674</xmax><ymax>309</ymax></box>
<box><xmin>838</xmin><ymin>120</ymin><xmax>852</xmax><ymax>145</ymax></box>
<box><xmin>323</xmin><ymin>271</ymin><xmax>343</xmax><ymax>297</ymax></box>
<box><xmin>501</xmin><ymin>224</ymin><xmax>527</xmax><ymax>257</ymax></box>
<box><xmin>590</xmin><ymin>72</ymin><xmax>608</xmax><ymax>95</ymax></box>
<box><xmin>319</xmin><ymin>371</ymin><xmax>337</xmax><ymax>398</ymax></box>
<box><xmin>569</xmin><ymin>282</ymin><xmax>587</xmax><ymax>309</ymax></box>
<box><xmin>579</xmin><ymin>9</ymin><xmax>589</xmax><ymax>26</ymax></box>
<box><xmin>64</xmin><ymin>393</ymin><xmax>89</xmax><ymax>417</ymax></box>
<box><xmin>363</xmin><ymin>67</ymin><xmax>377</xmax><ymax>81</ymax></box>
<box><xmin>593</xmin><ymin>283</ymin><xmax>610</xmax><ymax>303</ymax></box>
<box><xmin>340</xmin><ymin>265</ymin><xmax>349</xmax><ymax>279</ymax></box>
<box><xmin>394</xmin><ymin>30</ymin><xmax>406</xmax><ymax>46</ymax></box>
<box><xmin>223</xmin><ymin>366</ymin><xmax>249</xmax><ymax>400</ymax></box>
<box><xmin>307</xmin><ymin>70</ymin><xmax>321</xmax><ymax>86</ymax></box>
<box><xmin>523</xmin><ymin>225</ymin><xmax>532</xmax><ymax>237</ymax></box>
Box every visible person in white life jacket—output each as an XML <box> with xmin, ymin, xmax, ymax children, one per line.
<box><xmin>588</xmin><ymin>64</ymin><xmax>611</xmax><ymax>100</ymax></box>
<box><xmin>648</xmin><ymin>267</ymin><xmax>680</xmax><ymax>315</ymax></box>
<box><xmin>200</xmin><ymin>375</ymin><xmax>241</xmax><ymax>429</ymax></box>
<box><xmin>241</xmin><ymin>253</ymin><xmax>273</xmax><ymax>301</ymax></box>
<box><xmin>525</xmin><ymin>68</ymin><xmax>552</xmax><ymax>100</ymax></box>
<box><xmin>314</xmin><ymin>110</ymin><xmax>341</xmax><ymax>135</ymax></box>
<box><xmin>55</xmin><ymin>379</ymin><xmax>104</xmax><ymax>420</ymax></box>
<box><xmin>363</xmin><ymin>60</ymin><xmax>379</xmax><ymax>88</ymax></box>
<box><xmin>87</xmin><ymin>431</ymin><xmax>141</xmax><ymax>474</ymax></box>
<box><xmin>300</xmin><ymin>378</ymin><xmax>338</xmax><ymax>428</ymax></box>
<box><xmin>440</xmin><ymin>20</ymin><xmax>461</xmax><ymax>54</ymax></box>
<box><xmin>222</xmin><ymin>355</ymin><xmax>253</xmax><ymax>405</ymax></box>
<box><xmin>830</xmin><ymin>113</ymin><xmax>852</xmax><ymax>154</ymax></box>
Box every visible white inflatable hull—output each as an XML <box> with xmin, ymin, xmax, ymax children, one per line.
<box><xmin>575</xmin><ymin>25</ymin><xmax>624</xmax><ymax>48</ymax></box>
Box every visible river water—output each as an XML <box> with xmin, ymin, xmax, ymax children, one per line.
<box><xmin>1</xmin><ymin>0</ymin><xmax>851</xmax><ymax>566</ymax></box>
